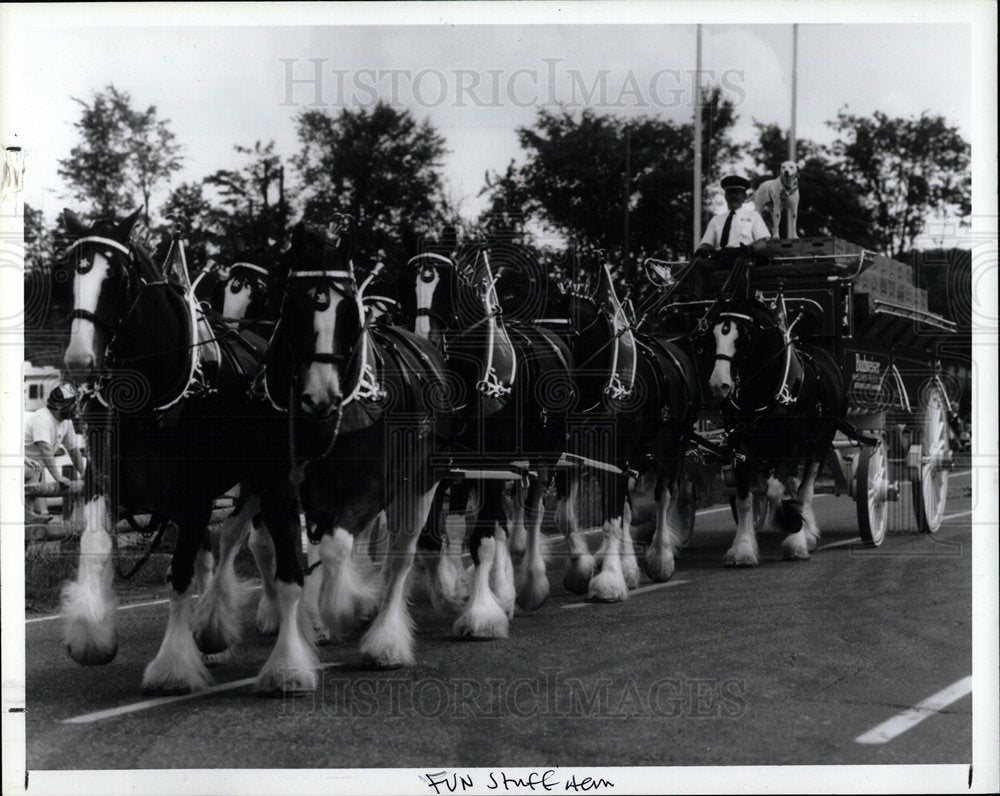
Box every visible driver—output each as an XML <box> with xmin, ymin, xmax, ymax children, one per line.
<box><xmin>697</xmin><ymin>175</ymin><xmax>770</xmax><ymax>252</ymax></box>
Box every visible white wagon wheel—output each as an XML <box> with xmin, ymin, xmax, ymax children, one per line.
<box><xmin>910</xmin><ymin>385</ymin><xmax>951</xmax><ymax>534</ymax></box>
<box><xmin>856</xmin><ymin>432</ymin><xmax>891</xmax><ymax>547</ymax></box>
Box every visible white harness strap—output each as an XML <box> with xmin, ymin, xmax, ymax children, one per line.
<box><xmin>66</xmin><ymin>236</ymin><xmax>132</xmax><ymax>257</ymax></box>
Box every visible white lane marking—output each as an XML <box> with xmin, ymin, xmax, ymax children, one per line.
<box><xmin>61</xmin><ymin>662</ymin><xmax>345</xmax><ymax>725</ymax></box>
<box><xmin>25</xmin><ymin>585</ymin><xmax>265</xmax><ymax>624</ymax></box>
<box><xmin>942</xmin><ymin>509</ymin><xmax>973</xmax><ymax>521</ymax></box>
<box><xmin>562</xmin><ymin>579</ymin><xmax>690</xmax><ymax>609</ymax></box>
<box><xmin>817</xmin><ymin>537</ymin><xmax>862</xmax><ymax>551</ymax></box>
<box><xmin>855</xmin><ymin>676</ymin><xmax>973</xmax><ymax>744</ymax></box>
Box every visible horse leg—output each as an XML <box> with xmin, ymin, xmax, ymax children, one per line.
<box><xmin>415</xmin><ymin>481</ymin><xmax>466</xmax><ymax>614</ymax></box>
<box><xmin>588</xmin><ymin>474</ymin><xmax>629</xmax><ymax>603</ymax></box>
<box><xmin>248</xmin><ymin>513</ymin><xmax>281</xmax><ymax>634</ymax></box>
<box><xmin>781</xmin><ymin>460</ymin><xmax>821</xmax><ymax>560</ymax></box>
<box><xmin>454</xmin><ymin>480</ymin><xmax>509</xmax><ymax>640</ymax></box>
<box><xmin>143</xmin><ymin>507</ymin><xmax>213</xmax><ymax>693</ymax></box>
<box><xmin>506</xmin><ymin>478</ymin><xmax>528</xmax><ymax>565</ymax></box>
<box><xmin>193</xmin><ymin>491</ymin><xmax>261</xmax><ymax>656</ymax></box>
<box><xmin>302</xmin><ymin>537</ymin><xmax>331</xmax><ymax>644</ymax></box>
<box><xmin>558</xmin><ymin>469</ymin><xmax>595</xmax><ymax>594</ymax></box>
<box><xmin>645</xmin><ymin>468</ymin><xmax>682</xmax><ymax>582</ymax></box>
<box><xmin>484</xmin><ymin>481</ymin><xmax>516</xmax><ymax>619</ymax></box>
<box><xmin>61</xmin><ymin>495</ymin><xmax>118</xmax><ymax>665</ymax></box>
<box><xmin>360</xmin><ymin>483</ymin><xmax>440</xmax><ymax>667</ymax></box>
<box><xmin>516</xmin><ymin>472</ymin><xmax>550</xmax><ymax>612</ymax></box>
<box><xmin>254</xmin><ymin>508</ymin><xmax>319</xmax><ymax>692</ymax></box>
<box><xmin>725</xmin><ymin>463</ymin><xmax>760</xmax><ymax>566</ymax></box>
<box><xmin>318</xmin><ymin>524</ymin><xmax>381</xmax><ymax>641</ymax></box>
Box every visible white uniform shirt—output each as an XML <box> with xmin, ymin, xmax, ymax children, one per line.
<box><xmin>700</xmin><ymin>203</ymin><xmax>770</xmax><ymax>249</ymax></box>
<box><xmin>24</xmin><ymin>407</ymin><xmax>79</xmax><ymax>465</ymax></box>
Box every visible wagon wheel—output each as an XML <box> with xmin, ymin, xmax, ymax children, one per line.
<box><xmin>910</xmin><ymin>386</ymin><xmax>951</xmax><ymax>534</ymax></box>
<box><xmin>729</xmin><ymin>492</ymin><xmax>771</xmax><ymax>532</ymax></box>
<box><xmin>856</xmin><ymin>432</ymin><xmax>891</xmax><ymax>547</ymax></box>
<box><xmin>675</xmin><ymin>475</ymin><xmax>697</xmax><ymax>549</ymax></box>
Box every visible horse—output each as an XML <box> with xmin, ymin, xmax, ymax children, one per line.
<box><xmin>60</xmin><ymin>208</ymin><xmax>269</xmax><ymax>692</ymax></box>
<box><xmin>695</xmin><ymin>282</ymin><xmax>846</xmax><ymax>564</ymax></box>
<box><xmin>542</xmin><ymin>260</ymin><xmax>700</xmax><ymax>601</ymax></box>
<box><xmin>399</xmin><ymin>239</ymin><xmax>576</xmax><ymax>632</ymax></box>
<box><xmin>253</xmin><ymin>221</ymin><xmax>457</xmax><ymax>684</ymax></box>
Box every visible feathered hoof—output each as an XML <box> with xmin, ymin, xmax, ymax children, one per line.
<box><xmin>453</xmin><ymin>609</ymin><xmax>510</xmax><ymax>641</ymax></box>
<box><xmin>516</xmin><ymin>568</ymin><xmax>550</xmax><ymax>613</ymax></box>
<box><xmin>66</xmin><ymin>637</ymin><xmax>118</xmax><ymax>666</ymax></box>
<box><xmin>255</xmin><ymin>594</ymin><xmax>281</xmax><ymax>635</ymax></box>
<box><xmin>142</xmin><ymin>653</ymin><xmax>212</xmax><ymax>695</ymax></box>
<box><xmin>193</xmin><ymin>625</ymin><xmax>231</xmax><ymax>656</ymax></box>
<box><xmin>587</xmin><ymin>571</ymin><xmax>628</xmax><ymax>603</ymax></box>
<box><xmin>313</xmin><ymin>625</ymin><xmax>332</xmax><ymax>646</ymax></box>
<box><xmin>622</xmin><ymin>559</ymin><xmax>641</xmax><ymax>590</ymax></box>
<box><xmin>724</xmin><ymin>546</ymin><xmax>759</xmax><ymax>567</ymax></box>
<box><xmin>253</xmin><ymin>665</ymin><xmax>318</xmax><ymax>694</ymax></box>
<box><xmin>359</xmin><ymin>638</ymin><xmax>416</xmax><ymax>669</ymax></box>
<box><xmin>644</xmin><ymin>548</ymin><xmax>676</xmax><ymax>583</ymax></box>
<box><xmin>781</xmin><ymin>532</ymin><xmax>811</xmax><ymax>561</ymax></box>
<box><xmin>562</xmin><ymin>555</ymin><xmax>595</xmax><ymax>595</ymax></box>
<box><xmin>776</xmin><ymin>500</ymin><xmax>804</xmax><ymax>535</ymax></box>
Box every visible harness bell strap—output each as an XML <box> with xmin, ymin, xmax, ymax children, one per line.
<box><xmin>231</xmin><ymin>262</ymin><xmax>269</xmax><ymax>277</ymax></box>
<box><xmin>408</xmin><ymin>252</ymin><xmax>454</xmax><ymax>269</ymax></box>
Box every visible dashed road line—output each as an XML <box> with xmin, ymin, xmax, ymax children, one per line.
<box><xmin>561</xmin><ymin>579</ymin><xmax>690</xmax><ymax>609</ymax></box>
<box><xmin>61</xmin><ymin>662</ymin><xmax>345</xmax><ymax>725</ymax></box>
<box><xmin>855</xmin><ymin>676</ymin><xmax>972</xmax><ymax>744</ymax></box>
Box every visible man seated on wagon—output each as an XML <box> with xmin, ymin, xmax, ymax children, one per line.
<box><xmin>696</xmin><ymin>175</ymin><xmax>770</xmax><ymax>253</ymax></box>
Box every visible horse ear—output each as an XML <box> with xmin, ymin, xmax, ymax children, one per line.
<box><xmin>117</xmin><ymin>208</ymin><xmax>143</xmax><ymax>238</ymax></box>
<box><xmin>63</xmin><ymin>209</ymin><xmax>88</xmax><ymax>236</ymax></box>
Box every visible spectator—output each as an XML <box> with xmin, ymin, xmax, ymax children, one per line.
<box><xmin>24</xmin><ymin>382</ymin><xmax>85</xmax><ymax>518</ymax></box>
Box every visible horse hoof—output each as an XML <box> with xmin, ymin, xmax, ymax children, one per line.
<box><xmin>67</xmin><ymin>641</ymin><xmax>117</xmax><ymax>666</ymax></box>
<box><xmin>361</xmin><ymin>654</ymin><xmax>406</xmax><ymax>669</ymax></box>
<box><xmin>194</xmin><ymin>629</ymin><xmax>230</xmax><ymax>656</ymax></box>
<box><xmin>202</xmin><ymin>649</ymin><xmax>233</xmax><ymax>667</ymax></box>
<box><xmin>724</xmin><ymin>551</ymin><xmax>758</xmax><ymax>567</ymax></box>
<box><xmin>644</xmin><ymin>552</ymin><xmax>675</xmax><ymax>583</ymax></box>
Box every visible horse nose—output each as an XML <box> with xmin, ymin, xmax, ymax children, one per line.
<box><xmin>64</xmin><ymin>349</ymin><xmax>94</xmax><ymax>375</ymax></box>
<box><xmin>712</xmin><ymin>380</ymin><xmax>732</xmax><ymax>399</ymax></box>
<box><xmin>300</xmin><ymin>392</ymin><xmax>341</xmax><ymax>418</ymax></box>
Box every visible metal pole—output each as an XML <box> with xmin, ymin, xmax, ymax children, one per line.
<box><xmin>789</xmin><ymin>23</ymin><xmax>798</xmax><ymax>162</ymax></box>
<box><xmin>693</xmin><ymin>24</ymin><xmax>703</xmax><ymax>252</ymax></box>
<box><xmin>624</xmin><ymin>125</ymin><xmax>631</xmax><ymax>278</ymax></box>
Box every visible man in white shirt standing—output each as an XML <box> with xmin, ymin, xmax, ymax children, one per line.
<box><xmin>697</xmin><ymin>175</ymin><xmax>770</xmax><ymax>252</ymax></box>
<box><xmin>24</xmin><ymin>382</ymin><xmax>86</xmax><ymax>517</ymax></box>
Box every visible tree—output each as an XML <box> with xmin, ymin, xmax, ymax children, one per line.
<box><xmin>159</xmin><ymin>181</ymin><xmax>219</xmax><ymax>270</ymax></box>
<box><xmin>749</xmin><ymin>121</ymin><xmax>878</xmax><ymax>247</ymax></box>
<box><xmin>57</xmin><ymin>85</ymin><xmax>183</xmax><ymax>223</ymax></box>
<box><xmin>827</xmin><ymin>110</ymin><xmax>970</xmax><ymax>257</ymax></box>
<box><xmin>477</xmin><ymin>160</ymin><xmax>536</xmax><ymax>240</ymax></box>
<box><xmin>514</xmin><ymin>87</ymin><xmax>740</xmax><ymax>269</ymax></box>
<box><xmin>292</xmin><ymin>101</ymin><xmax>449</xmax><ymax>263</ymax></box>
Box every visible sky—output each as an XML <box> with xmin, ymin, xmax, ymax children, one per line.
<box><xmin>0</xmin><ymin>3</ymin><xmax>980</xmax><ymax>228</ymax></box>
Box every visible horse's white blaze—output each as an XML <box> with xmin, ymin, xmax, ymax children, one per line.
<box><xmin>414</xmin><ymin>268</ymin><xmax>441</xmax><ymax>340</ymax></box>
<box><xmin>302</xmin><ymin>288</ymin><xmax>343</xmax><ymax>411</ymax></box>
<box><xmin>65</xmin><ymin>250</ymin><xmax>111</xmax><ymax>370</ymax></box>
<box><xmin>222</xmin><ymin>279</ymin><xmax>253</xmax><ymax>319</ymax></box>
<box><xmin>709</xmin><ymin>320</ymin><xmax>739</xmax><ymax>398</ymax></box>
<box><xmin>318</xmin><ymin>528</ymin><xmax>380</xmax><ymax>640</ymax></box>
<box><xmin>143</xmin><ymin>586</ymin><xmax>213</xmax><ymax>692</ymax></box>
<box><xmin>254</xmin><ymin>581</ymin><xmax>320</xmax><ymax>692</ymax></box>
<box><xmin>60</xmin><ymin>496</ymin><xmax>118</xmax><ymax>661</ymax></box>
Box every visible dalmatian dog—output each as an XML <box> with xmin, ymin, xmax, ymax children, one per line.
<box><xmin>754</xmin><ymin>160</ymin><xmax>800</xmax><ymax>239</ymax></box>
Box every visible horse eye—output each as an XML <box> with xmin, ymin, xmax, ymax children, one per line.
<box><xmin>230</xmin><ymin>278</ymin><xmax>244</xmax><ymax>293</ymax></box>
<box><xmin>420</xmin><ymin>268</ymin><xmax>435</xmax><ymax>283</ymax></box>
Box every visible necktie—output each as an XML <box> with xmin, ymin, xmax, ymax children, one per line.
<box><xmin>720</xmin><ymin>210</ymin><xmax>735</xmax><ymax>248</ymax></box>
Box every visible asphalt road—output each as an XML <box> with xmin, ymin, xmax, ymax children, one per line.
<box><xmin>23</xmin><ymin>472</ymin><xmax>974</xmax><ymax>774</ymax></box>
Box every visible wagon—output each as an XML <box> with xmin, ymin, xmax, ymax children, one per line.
<box><xmin>649</xmin><ymin>237</ymin><xmax>959</xmax><ymax>547</ymax></box>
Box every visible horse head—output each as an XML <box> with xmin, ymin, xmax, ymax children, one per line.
<box><xmin>702</xmin><ymin>296</ymin><xmax>801</xmax><ymax>411</ymax></box>
<box><xmin>279</xmin><ymin>222</ymin><xmax>365</xmax><ymax>419</ymax></box>
<box><xmin>62</xmin><ymin>208</ymin><xmax>146</xmax><ymax>377</ymax></box>
<box><xmin>218</xmin><ymin>246</ymin><xmax>277</xmax><ymax>321</ymax></box>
